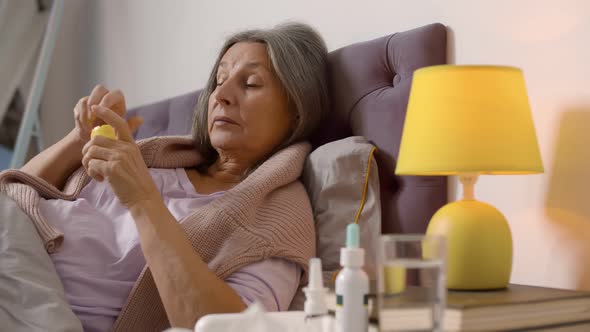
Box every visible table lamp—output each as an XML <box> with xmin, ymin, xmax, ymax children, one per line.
<box><xmin>396</xmin><ymin>65</ymin><xmax>543</xmax><ymax>290</ymax></box>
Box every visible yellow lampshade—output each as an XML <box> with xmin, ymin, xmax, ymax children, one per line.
<box><xmin>396</xmin><ymin>65</ymin><xmax>543</xmax><ymax>175</ymax></box>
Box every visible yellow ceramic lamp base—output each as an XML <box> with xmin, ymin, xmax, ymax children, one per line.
<box><xmin>427</xmin><ymin>198</ymin><xmax>512</xmax><ymax>290</ymax></box>
<box><xmin>383</xmin><ymin>266</ymin><xmax>407</xmax><ymax>294</ymax></box>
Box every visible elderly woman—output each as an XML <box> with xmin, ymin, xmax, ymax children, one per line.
<box><xmin>0</xmin><ymin>22</ymin><xmax>329</xmax><ymax>331</ymax></box>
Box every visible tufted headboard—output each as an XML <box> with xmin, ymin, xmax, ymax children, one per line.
<box><xmin>127</xmin><ymin>23</ymin><xmax>448</xmax><ymax>234</ymax></box>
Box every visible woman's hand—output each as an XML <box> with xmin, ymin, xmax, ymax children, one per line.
<box><xmin>73</xmin><ymin>84</ymin><xmax>143</xmax><ymax>143</ymax></box>
<box><xmin>81</xmin><ymin>105</ymin><xmax>160</xmax><ymax>209</ymax></box>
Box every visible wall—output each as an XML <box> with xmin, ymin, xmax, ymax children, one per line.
<box><xmin>43</xmin><ymin>0</ymin><xmax>590</xmax><ymax>290</ymax></box>
<box><xmin>41</xmin><ymin>0</ymin><xmax>98</xmax><ymax>144</ymax></box>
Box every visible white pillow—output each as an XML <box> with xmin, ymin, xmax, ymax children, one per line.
<box><xmin>302</xmin><ymin>136</ymin><xmax>381</xmax><ymax>286</ymax></box>
<box><xmin>0</xmin><ymin>193</ymin><xmax>83</xmax><ymax>331</ymax></box>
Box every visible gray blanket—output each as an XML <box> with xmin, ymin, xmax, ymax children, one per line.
<box><xmin>0</xmin><ymin>193</ymin><xmax>82</xmax><ymax>331</ymax></box>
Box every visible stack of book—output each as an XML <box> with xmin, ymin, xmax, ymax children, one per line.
<box><xmin>327</xmin><ymin>284</ymin><xmax>590</xmax><ymax>331</ymax></box>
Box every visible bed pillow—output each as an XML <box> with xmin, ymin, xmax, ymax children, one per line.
<box><xmin>302</xmin><ymin>136</ymin><xmax>381</xmax><ymax>286</ymax></box>
<box><xmin>0</xmin><ymin>193</ymin><xmax>83</xmax><ymax>331</ymax></box>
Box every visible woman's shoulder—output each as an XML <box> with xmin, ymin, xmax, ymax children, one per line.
<box><xmin>253</xmin><ymin>180</ymin><xmax>314</xmax><ymax>235</ymax></box>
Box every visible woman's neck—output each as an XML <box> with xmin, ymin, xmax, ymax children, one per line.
<box><xmin>205</xmin><ymin>153</ymin><xmax>254</xmax><ymax>185</ymax></box>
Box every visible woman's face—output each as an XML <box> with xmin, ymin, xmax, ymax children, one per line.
<box><xmin>208</xmin><ymin>42</ymin><xmax>293</xmax><ymax>161</ymax></box>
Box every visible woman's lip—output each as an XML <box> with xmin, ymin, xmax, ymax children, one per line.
<box><xmin>213</xmin><ymin>116</ymin><xmax>239</xmax><ymax>125</ymax></box>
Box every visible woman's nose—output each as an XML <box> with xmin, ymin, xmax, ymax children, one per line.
<box><xmin>214</xmin><ymin>82</ymin><xmax>234</xmax><ymax>106</ymax></box>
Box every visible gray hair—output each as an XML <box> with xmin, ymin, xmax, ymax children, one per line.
<box><xmin>192</xmin><ymin>22</ymin><xmax>329</xmax><ymax>163</ymax></box>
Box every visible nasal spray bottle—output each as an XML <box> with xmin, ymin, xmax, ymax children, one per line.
<box><xmin>335</xmin><ymin>223</ymin><xmax>369</xmax><ymax>332</ymax></box>
<box><xmin>304</xmin><ymin>258</ymin><xmax>328</xmax><ymax>318</ymax></box>
<box><xmin>303</xmin><ymin>258</ymin><xmax>331</xmax><ymax>331</ymax></box>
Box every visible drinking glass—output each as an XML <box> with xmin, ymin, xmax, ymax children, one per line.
<box><xmin>377</xmin><ymin>234</ymin><xmax>446</xmax><ymax>332</ymax></box>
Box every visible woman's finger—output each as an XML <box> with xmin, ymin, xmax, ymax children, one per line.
<box><xmin>82</xmin><ymin>145</ymin><xmax>113</xmax><ymax>171</ymax></box>
<box><xmin>82</xmin><ymin>135</ymin><xmax>117</xmax><ymax>155</ymax></box>
<box><xmin>74</xmin><ymin>96</ymin><xmax>90</xmax><ymax>132</ymax></box>
<box><xmin>99</xmin><ymin>89</ymin><xmax>126</xmax><ymax>117</ymax></box>
<box><xmin>88</xmin><ymin>84</ymin><xmax>109</xmax><ymax>106</ymax></box>
<box><xmin>91</xmin><ymin>105</ymin><xmax>134</xmax><ymax>142</ymax></box>
<box><xmin>75</xmin><ymin>117</ymin><xmax>88</xmax><ymax>135</ymax></box>
<box><xmin>87</xmin><ymin>85</ymin><xmax>109</xmax><ymax>124</ymax></box>
<box><xmin>87</xmin><ymin>158</ymin><xmax>106</xmax><ymax>182</ymax></box>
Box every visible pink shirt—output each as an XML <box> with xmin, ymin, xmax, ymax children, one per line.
<box><xmin>39</xmin><ymin>168</ymin><xmax>301</xmax><ymax>332</ymax></box>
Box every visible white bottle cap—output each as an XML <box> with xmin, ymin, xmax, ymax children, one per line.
<box><xmin>341</xmin><ymin>223</ymin><xmax>365</xmax><ymax>268</ymax></box>
<box><xmin>303</xmin><ymin>258</ymin><xmax>328</xmax><ymax>316</ymax></box>
<box><xmin>340</xmin><ymin>247</ymin><xmax>365</xmax><ymax>268</ymax></box>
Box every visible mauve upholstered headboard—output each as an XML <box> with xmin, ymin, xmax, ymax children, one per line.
<box><xmin>127</xmin><ymin>23</ymin><xmax>448</xmax><ymax>234</ymax></box>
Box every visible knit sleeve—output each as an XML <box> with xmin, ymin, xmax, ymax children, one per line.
<box><xmin>0</xmin><ymin>180</ymin><xmax>63</xmax><ymax>253</ymax></box>
<box><xmin>0</xmin><ymin>168</ymin><xmax>89</xmax><ymax>200</ymax></box>
<box><xmin>0</xmin><ymin>168</ymin><xmax>92</xmax><ymax>253</ymax></box>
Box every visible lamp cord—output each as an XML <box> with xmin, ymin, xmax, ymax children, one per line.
<box><xmin>330</xmin><ymin>146</ymin><xmax>377</xmax><ymax>286</ymax></box>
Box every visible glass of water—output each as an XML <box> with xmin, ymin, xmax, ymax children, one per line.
<box><xmin>377</xmin><ymin>234</ymin><xmax>446</xmax><ymax>332</ymax></box>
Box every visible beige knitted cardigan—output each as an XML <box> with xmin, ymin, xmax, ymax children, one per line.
<box><xmin>0</xmin><ymin>136</ymin><xmax>316</xmax><ymax>331</ymax></box>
